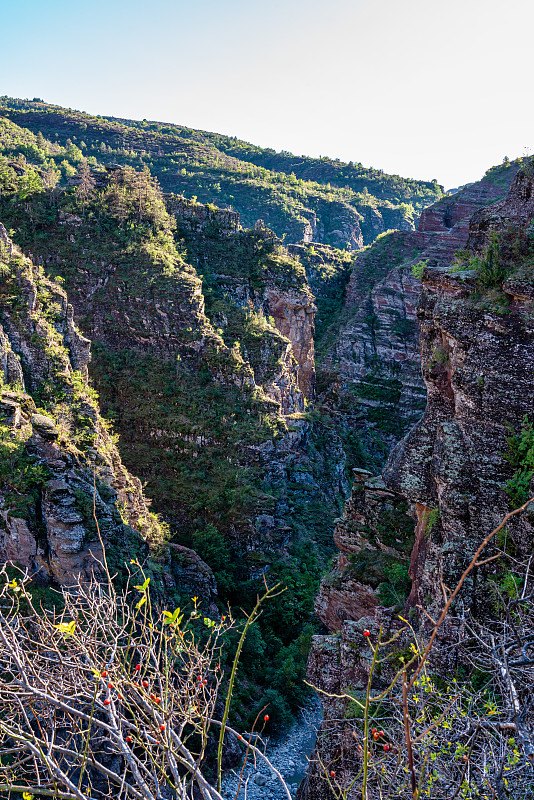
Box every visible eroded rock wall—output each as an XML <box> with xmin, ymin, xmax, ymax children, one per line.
<box><xmin>300</xmin><ymin>165</ymin><xmax>534</xmax><ymax>799</ymax></box>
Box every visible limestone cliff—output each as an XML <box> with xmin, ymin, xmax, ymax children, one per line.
<box><xmin>299</xmin><ymin>163</ymin><xmax>534</xmax><ymax>799</ymax></box>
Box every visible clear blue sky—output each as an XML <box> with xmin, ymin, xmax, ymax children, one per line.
<box><xmin>2</xmin><ymin>0</ymin><xmax>532</xmax><ymax>189</ymax></box>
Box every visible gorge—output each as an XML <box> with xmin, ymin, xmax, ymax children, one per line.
<box><xmin>0</xmin><ymin>96</ymin><xmax>532</xmax><ymax>800</ymax></box>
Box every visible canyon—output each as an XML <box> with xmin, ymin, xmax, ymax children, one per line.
<box><xmin>0</xmin><ymin>97</ymin><xmax>532</xmax><ymax>798</ymax></box>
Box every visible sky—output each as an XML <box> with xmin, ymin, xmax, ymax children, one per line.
<box><xmin>1</xmin><ymin>0</ymin><xmax>533</xmax><ymax>189</ymax></box>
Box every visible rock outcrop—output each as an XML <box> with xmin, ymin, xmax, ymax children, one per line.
<box><xmin>300</xmin><ymin>163</ymin><xmax>534</xmax><ymax>799</ymax></box>
<box><xmin>317</xmin><ymin>160</ymin><xmax>521</xmax><ymax>461</ymax></box>
<box><xmin>0</xmin><ymin>225</ymin><xmax>216</xmax><ymax>600</ymax></box>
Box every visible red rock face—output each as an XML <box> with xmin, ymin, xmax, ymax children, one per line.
<box><xmin>320</xmin><ymin>163</ymin><xmax>520</xmax><ymax>457</ymax></box>
<box><xmin>300</xmin><ymin>164</ymin><xmax>534</xmax><ymax>800</ymax></box>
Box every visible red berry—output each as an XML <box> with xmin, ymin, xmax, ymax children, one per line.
<box><xmin>118</xmin><ymin>694</ymin><xmax>123</xmax><ymax>700</ymax></box>
<box><xmin>101</xmin><ymin>670</ymin><xmax>108</xmax><ymax>678</ymax></box>
<box><xmin>104</xmin><ymin>699</ymin><xmax>111</xmax><ymax>706</ymax></box>
<box><xmin>383</xmin><ymin>744</ymin><xmax>390</xmax><ymax>752</ymax></box>
<box><xmin>150</xmin><ymin>693</ymin><xmax>155</xmax><ymax>700</ymax></box>
<box><xmin>263</xmin><ymin>714</ymin><xmax>269</xmax><ymax>722</ymax></box>
<box><xmin>238</xmin><ymin>735</ymin><xmax>243</xmax><ymax>740</ymax></box>
<box><xmin>202</xmin><ymin>679</ymin><xmax>207</xmax><ymax>685</ymax></box>
<box><xmin>363</xmin><ymin>630</ymin><xmax>371</xmax><ymax>637</ymax></box>
<box><xmin>108</xmin><ymin>683</ymin><xmax>114</xmax><ymax>689</ymax></box>
<box><xmin>155</xmin><ymin>739</ymin><xmax>159</xmax><ymax>745</ymax></box>
<box><xmin>143</xmin><ymin>680</ymin><xmax>149</xmax><ymax>688</ymax></box>
<box><xmin>159</xmin><ymin>724</ymin><xmax>165</xmax><ymax>731</ymax></box>
<box><xmin>155</xmin><ymin>697</ymin><xmax>161</xmax><ymax>704</ymax></box>
<box><xmin>330</xmin><ymin>770</ymin><xmax>335</xmax><ymax>777</ymax></box>
<box><xmin>372</xmin><ymin>728</ymin><xmax>377</xmax><ymax>735</ymax></box>
<box><xmin>378</xmin><ymin>731</ymin><xmax>384</xmax><ymax>738</ymax></box>
<box><xmin>126</xmin><ymin>735</ymin><xmax>133</xmax><ymax>743</ymax></box>
<box><xmin>134</xmin><ymin>664</ymin><xmax>141</xmax><ymax>671</ymax></box>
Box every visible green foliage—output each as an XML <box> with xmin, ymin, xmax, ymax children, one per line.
<box><xmin>504</xmin><ymin>415</ymin><xmax>534</xmax><ymax>507</ymax></box>
<box><xmin>411</xmin><ymin>259</ymin><xmax>428</xmax><ymax>280</ymax></box>
<box><xmin>0</xmin><ymin>424</ymin><xmax>50</xmax><ymax>518</ymax></box>
<box><xmin>0</xmin><ymin>99</ymin><xmax>443</xmax><ymax>249</ymax></box>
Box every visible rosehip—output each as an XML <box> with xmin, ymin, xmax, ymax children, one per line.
<box><xmin>330</xmin><ymin>770</ymin><xmax>335</xmax><ymax>777</ymax></box>
<box><xmin>363</xmin><ymin>630</ymin><xmax>371</xmax><ymax>637</ymax></box>
<box><xmin>378</xmin><ymin>731</ymin><xmax>384</xmax><ymax>738</ymax></box>
<box><xmin>134</xmin><ymin>664</ymin><xmax>141</xmax><ymax>671</ymax></box>
<box><xmin>143</xmin><ymin>680</ymin><xmax>149</xmax><ymax>688</ymax></box>
<box><xmin>383</xmin><ymin>744</ymin><xmax>390</xmax><ymax>752</ymax></box>
<box><xmin>101</xmin><ymin>670</ymin><xmax>108</xmax><ymax>678</ymax></box>
<box><xmin>155</xmin><ymin>697</ymin><xmax>161</xmax><ymax>704</ymax></box>
<box><xmin>155</xmin><ymin>739</ymin><xmax>159</xmax><ymax>745</ymax></box>
<box><xmin>159</xmin><ymin>724</ymin><xmax>165</xmax><ymax>731</ymax></box>
<box><xmin>202</xmin><ymin>679</ymin><xmax>207</xmax><ymax>685</ymax></box>
<box><xmin>238</xmin><ymin>735</ymin><xmax>243</xmax><ymax>740</ymax></box>
<box><xmin>264</xmin><ymin>714</ymin><xmax>269</xmax><ymax>722</ymax></box>
<box><xmin>126</xmin><ymin>736</ymin><xmax>133</xmax><ymax>743</ymax></box>
<box><xmin>108</xmin><ymin>683</ymin><xmax>114</xmax><ymax>689</ymax></box>
<box><xmin>150</xmin><ymin>693</ymin><xmax>155</xmax><ymax>700</ymax></box>
<box><xmin>118</xmin><ymin>694</ymin><xmax>123</xmax><ymax>700</ymax></box>
<box><xmin>372</xmin><ymin>728</ymin><xmax>377</xmax><ymax>735</ymax></box>
<box><xmin>104</xmin><ymin>698</ymin><xmax>111</xmax><ymax>706</ymax></box>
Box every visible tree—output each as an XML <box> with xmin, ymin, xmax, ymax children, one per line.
<box><xmin>0</xmin><ymin>556</ymin><xmax>288</xmax><ymax>800</ymax></box>
<box><xmin>306</xmin><ymin>498</ymin><xmax>534</xmax><ymax>800</ymax></box>
<box><xmin>76</xmin><ymin>160</ymin><xmax>96</xmax><ymax>217</ymax></box>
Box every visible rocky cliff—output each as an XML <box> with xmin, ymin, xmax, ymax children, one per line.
<box><xmin>315</xmin><ymin>160</ymin><xmax>521</xmax><ymax>468</ymax></box>
<box><xmin>0</xmin><ymin>223</ymin><xmax>215</xmax><ymax>601</ymax></box>
<box><xmin>299</xmin><ymin>163</ymin><xmax>534</xmax><ymax>798</ymax></box>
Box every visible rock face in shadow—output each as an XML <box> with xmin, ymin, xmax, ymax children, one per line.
<box><xmin>299</xmin><ymin>165</ymin><xmax>534</xmax><ymax>800</ymax></box>
<box><xmin>0</xmin><ymin>225</ymin><xmax>215</xmax><ymax>600</ymax></box>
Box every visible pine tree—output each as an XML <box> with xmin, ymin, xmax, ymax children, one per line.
<box><xmin>76</xmin><ymin>160</ymin><xmax>96</xmax><ymax>217</ymax></box>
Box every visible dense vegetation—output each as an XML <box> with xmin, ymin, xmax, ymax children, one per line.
<box><xmin>0</xmin><ymin>97</ymin><xmax>443</xmax><ymax>248</ymax></box>
<box><xmin>0</xmin><ymin>115</ymin><xmax>346</xmax><ymax>729</ymax></box>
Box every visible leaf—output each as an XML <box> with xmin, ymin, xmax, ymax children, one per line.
<box><xmin>134</xmin><ymin>576</ymin><xmax>151</xmax><ymax>592</ymax></box>
<box><xmin>54</xmin><ymin>620</ymin><xmax>76</xmax><ymax>637</ymax></box>
<box><xmin>23</xmin><ymin>793</ymin><xmax>35</xmax><ymax>800</ymax></box>
<box><xmin>135</xmin><ymin>595</ymin><xmax>147</xmax><ymax>610</ymax></box>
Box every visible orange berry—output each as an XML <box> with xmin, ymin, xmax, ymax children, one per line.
<box><xmin>143</xmin><ymin>680</ymin><xmax>149</xmax><ymax>688</ymax></box>
<box><xmin>159</xmin><ymin>724</ymin><xmax>165</xmax><ymax>731</ymax></box>
<box><xmin>101</xmin><ymin>670</ymin><xmax>108</xmax><ymax>678</ymax></box>
<box><xmin>378</xmin><ymin>731</ymin><xmax>384</xmax><ymax>738</ymax></box>
<box><xmin>383</xmin><ymin>744</ymin><xmax>390</xmax><ymax>752</ymax></box>
<box><xmin>108</xmin><ymin>683</ymin><xmax>114</xmax><ymax>689</ymax></box>
<box><xmin>155</xmin><ymin>697</ymin><xmax>161</xmax><ymax>704</ymax></box>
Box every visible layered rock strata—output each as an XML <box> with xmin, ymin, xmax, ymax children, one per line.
<box><xmin>318</xmin><ymin>161</ymin><xmax>521</xmax><ymax>454</ymax></box>
<box><xmin>300</xmin><ymin>165</ymin><xmax>534</xmax><ymax>799</ymax></box>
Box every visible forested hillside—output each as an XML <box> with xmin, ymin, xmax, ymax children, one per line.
<box><xmin>0</xmin><ymin>97</ymin><xmax>442</xmax><ymax>248</ymax></box>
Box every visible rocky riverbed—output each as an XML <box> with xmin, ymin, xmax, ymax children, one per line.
<box><xmin>222</xmin><ymin>700</ymin><xmax>322</xmax><ymax>799</ymax></box>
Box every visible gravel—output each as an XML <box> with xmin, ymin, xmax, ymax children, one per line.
<box><xmin>221</xmin><ymin>699</ymin><xmax>322</xmax><ymax>799</ymax></box>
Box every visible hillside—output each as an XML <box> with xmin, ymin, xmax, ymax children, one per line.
<box><xmin>0</xmin><ymin>97</ymin><xmax>443</xmax><ymax>248</ymax></box>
